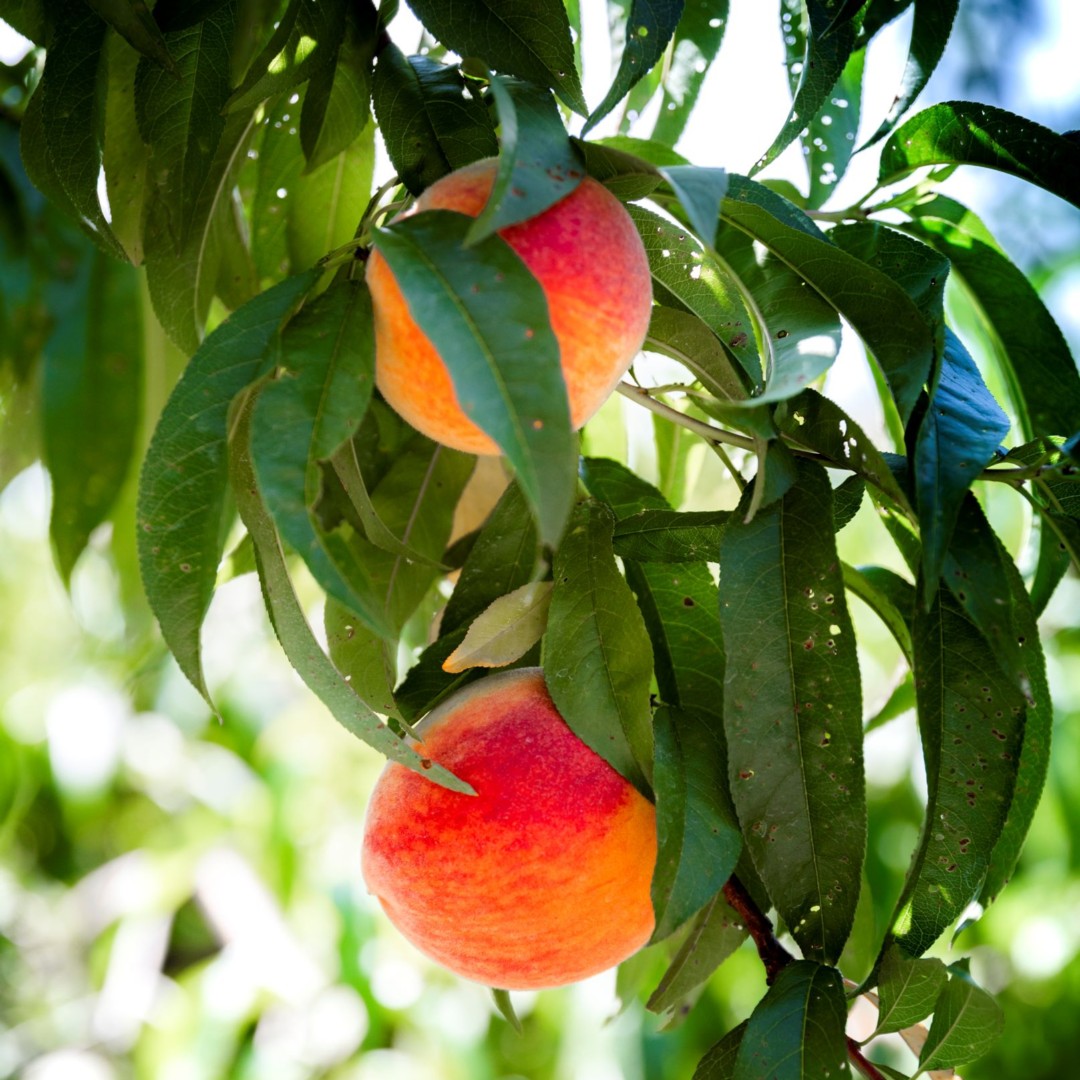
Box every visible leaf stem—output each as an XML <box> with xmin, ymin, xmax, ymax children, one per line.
<box><xmin>847</xmin><ymin>1037</ymin><xmax>889</xmax><ymax>1080</ymax></box>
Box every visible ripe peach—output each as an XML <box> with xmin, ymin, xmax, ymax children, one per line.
<box><xmin>361</xmin><ymin>667</ymin><xmax>657</xmax><ymax>989</ymax></box>
<box><xmin>365</xmin><ymin>158</ymin><xmax>653</xmax><ymax>454</ymax></box>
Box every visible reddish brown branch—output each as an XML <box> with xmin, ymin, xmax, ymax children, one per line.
<box><xmin>721</xmin><ymin>875</ymin><xmax>794</xmax><ymax>984</ymax></box>
<box><xmin>848</xmin><ymin>1037</ymin><xmax>888</xmax><ymax>1080</ymax></box>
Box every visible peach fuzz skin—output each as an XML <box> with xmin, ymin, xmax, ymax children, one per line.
<box><xmin>361</xmin><ymin>668</ymin><xmax>657</xmax><ymax>989</ymax></box>
<box><xmin>364</xmin><ymin>158</ymin><xmax>653</xmax><ymax>455</ymax></box>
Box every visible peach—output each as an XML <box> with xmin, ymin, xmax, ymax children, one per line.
<box><xmin>361</xmin><ymin>667</ymin><xmax>657</xmax><ymax>989</ymax></box>
<box><xmin>365</xmin><ymin>158</ymin><xmax>653</xmax><ymax>454</ymax></box>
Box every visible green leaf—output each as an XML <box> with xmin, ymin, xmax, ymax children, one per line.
<box><xmin>693</xmin><ymin>1022</ymin><xmax>748</xmax><ymax>1080</ymax></box>
<box><xmin>860</xmin><ymin>0</ymin><xmax>915</xmax><ymax>39</ymax></box>
<box><xmin>287</xmin><ymin>122</ymin><xmax>375</xmax><ymax>269</ymax></box>
<box><xmin>733</xmin><ymin>961</ymin><xmax>849</xmax><ymax>1080</ymax></box>
<box><xmin>719</xmin><ymin>461</ymin><xmax>865</xmax><ymax>963</ymax></box>
<box><xmin>914</xmin><ymin>329</ymin><xmax>1010</xmax><ymax>601</ymax></box>
<box><xmin>873</xmin><ymin>944</ymin><xmax>948</xmax><ymax>1036</ymax></box>
<box><xmin>613</xmin><ymin>509</ymin><xmax>729</xmax><ymax>563</ymax></box>
<box><xmin>465</xmin><ymin>76</ymin><xmax>584</xmax><ymax>244</ymax></box>
<box><xmin>651</xmin><ymin>706</ymin><xmax>742</xmax><ymax>940</ymax></box>
<box><xmin>716</xmin><ymin>177</ymin><xmax>934</xmax><ymax>421</ymax></box>
<box><xmin>1029</xmin><ymin>510</ymin><xmax>1070</xmax><ymax>616</ymax></box>
<box><xmin>43</xmin><ymin>250</ymin><xmax>142</xmax><ymax>583</ymax></box>
<box><xmin>648</xmin><ymin>892</ymin><xmax>747</xmax><ymax>1016</ymax></box>
<box><xmin>249</xmin><ymin>279</ymin><xmax>391</xmax><ymax>637</ymax></box>
<box><xmin>885</xmin><ymin>586</ymin><xmax>1027</xmax><ymax>958</ymax></box>
<box><xmin>544</xmin><ymin>500</ymin><xmax>655</xmax><ymax>792</ymax></box>
<box><xmin>904</xmin><ymin>200</ymin><xmax>1080</xmax><ymax>439</ymax></box>
<box><xmin>645</xmin><ymin>305</ymin><xmax>748</xmax><ymax>403</ymax></box>
<box><xmin>775</xmin><ymin>388</ymin><xmax>913</xmax><ymax>513</ymax></box>
<box><xmin>137</xmin><ymin>269</ymin><xmax>320</xmax><ymax>700</ymax></box>
<box><xmin>862</xmin><ymin>0</ymin><xmax>959</xmax><ymax>148</ymax></box>
<box><xmin>579</xmin><ymin>455</ymin><xmax>669</xmax><ymax>518</ymax></box>
<box><xmin>325</xmin><ymin>597</ymin><xmax>398</xmax><ymax>718</ymax></box>
<box><xmin>84</xmin><ymin>0</ymin><xmax>179</xmax><ymax>74</ymax></box>
<box><xmin>806</xmin><ymin>45</ymin><xmax>864</xmax><ymax>209</ymax></box>
<box><xmin>629</xmin><ymin>204</ymin><xmax>761</xmax><ymax>390</ymax></box>
<box><xmin>584</xmin><ymin>0</ymin><xmax>685</xmax><ymax>135</ymax></box>
<box><xmin>832</xmin><ymin>475</ymin><xmax>864</xmax><ymax>532</ymax></box>
<box><xmin>394</xmin><ymin>628</ymin><xmax>472</xmax><ymax>723</ymax></box>
<box><xmin>371</xmin><ymin>210</ymin><xmax>577</xmax><ymax>547</ymax></box>
<box><xmin>371</xmin><ymin>47</ymin><xmax>498</xmax><ymax>197</ymax></box>
<box><xmin>754</xmin><ymin>1</ymin><xmax>857</xmax><ymax>177</ymax></box>
<box><xmin>20</xmin><ymin>1</ymin><xmax>122</xmax><ymax>258</ymax></box>
<box><xmin>442</xmin><ymin>581</ymin><xmax>552</xmax><ymax>672</ymax></box>
<box><xmin>879</xmin><ymin>101</ymin><xmax>1080</xmax><ymax>210</ymax></box>
<box><xmin>441</xmin><ymin>481</ymin><xmax>540</xmax><ymax>635</ymax></box>
<box><xmin>573</xmin><ymin>135</ymin><xmax>671</xmax><ymax>200</ymax></box>
<box><xmin>406</xmin><ymin>0</ymin><xmax>587</xmax><ymax>115</ymax></box>
<box><xmin>842</xmin><ymin>564</ymin><xmax>914</xmax><ymax>666</ymax></box>
<box><xmin>651</xmin><ymin>0</ymin><xmax>729</xmax><ymax>146</ymax></box>
<box><xmin>491</xmin><ymin>988</ymin><xmax>523</xmax><ymax>1033</ymax></box>
<box><xmin>299</xmin><ymin>2</ymin><xmax>376</xmax><ymax>170</ymax></box>
<box><xmin>918</xmin><ymin>960</ymin><xmax>1004</xmax><ymax>1073</ymax></box>
<box><xmin>658</xmin><ymin>165</ymin><xmax>728</xmax><ymax>253</ymax></box>
<box><xmin>231</xmin><ymin>396</ymin><xmax>472</xmax><ymax>793</ymax></box>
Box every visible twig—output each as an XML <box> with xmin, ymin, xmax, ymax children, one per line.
<box><xmin>721</xmin><ymin>876</ymin><xmax>793</xmax><ymax>984</ymax></box>
<box><xmin>848</xmin><ymin>1037</ymin><xmax>889</xmax><ymax>1080</ymax></box>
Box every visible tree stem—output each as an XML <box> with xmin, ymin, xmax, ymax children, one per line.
<box><xmin>848</xmin><ymin>1037</ymin><xmax>889</xmax><ymax>1080</ymax></box>
<box><xmin>721</xmin><ymin>876</ymin><xmax>793</xmax><ymax>984</ymax></box>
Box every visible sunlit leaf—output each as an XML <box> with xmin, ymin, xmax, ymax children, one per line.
<box><xmin>918</xmin><ymin>960</ymin><xmax>1005</xmax><ymax>1072</ymax></box>
<box><xmin>442</xmin><ymin>581</ymin><xmax>552</xmax><ymax>672</ymax></box>
<box><xmin>873</xmin><ymin>943</ymin><xmax>948</xmax><ymax>1035</ymax></box>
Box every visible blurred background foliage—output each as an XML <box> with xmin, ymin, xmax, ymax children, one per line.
<box><xmin>2</xmin><ymin>0</ymin><xmax>1079</xmax><ymax>1077</ymax></box>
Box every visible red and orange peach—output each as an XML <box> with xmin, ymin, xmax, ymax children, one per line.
<box><xmin>365</xmin><ymin>158</ymin><xmax>653</xmax><ymax>455</ymax></box>
<box><xmin>361</xmin><ymin>667</ymin><xmax>657</xmax><ymax>989</ymax></box>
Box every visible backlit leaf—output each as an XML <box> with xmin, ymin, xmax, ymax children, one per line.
<box><xmin>442</xmin><ymin>581</ymin><xmax>552</xmax><ymax>672</ymax></box>
<box><xmin>873</xmin><ymin>943</ymin><xmax>948</xmax><ymax>1035</ymax></box>
<box><xmin>84</xmin><ymin>0</ymin><xmax>178</xmax><ymax>74</ymax></box>
<box><xmin>918</xmin><ymin>960</ymin><xmax>1005</xmax><ymax>1072</ymax></box>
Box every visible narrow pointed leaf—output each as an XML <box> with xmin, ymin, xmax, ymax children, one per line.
<box><xmin>651</xmin><ymin>0</ymin><xmax>730</xmax><ymax>145</ymax></box>
<box><xmin>651</xmin><ymin>706</ymin><xmax>742</xmax><ymax>940</ymax></box>
<box><xmin>406</xmin><ymin>0</ymin><xmax>587</xmax><ymax>115</ymax></box>
<box><xmin>372</xmin><ymin>210</ymin><xmax>576</xmax><ymax>546</ymax></box>
<box><xmin>842</xmin><ymin>564</ymin><xmax>914</xmax><ymax>665</ymax></box>
<box><xmin>719</xmin><ymin>461</ymin><xmax>865</xmax><ymax>963</ymax></box>
<box><xmin>325</xmin><ymin>597</ymin><xmax>399</xmax><ymax>717</ymax></box>
<box><xmin>544</xmin><ymin>500</ymin><xmax>655</xmax><ymax>792</ymax></box>
<box><xmin>879</xmin><ymin>102</ymin><xmax>1080</xmax><ymax>210</ymax></box>
<box><xmin>914</xmin><ymin>329</ymin><xmax>1010</xmax><ymax>600</ymax></box>
<box><xmin>231</xmin><ymin>400</ymin><xmax>471</xmax><ymax>793</ymax></box>
<box><xmin>884</xmin><ymin>586</ymin><xmax>1026</xmax><ymax>959</ymax></box>
<box><xmin>584</xmin><ymin>0</ymin><xmax>685</xmax><ymax>135</ymax></box>
<box><xmin>806</xmin><ymin>45</ymin><xmax>864</xmax><ymax>208</ymax></box>
<box><xmin>862</xmin><ymin>0</ymin><xmax>959</xmax><ymax>149</ymax></box>
<box><xmin>733</xmin><ymin>961</ymin><xmax>849</xmax><ymax>1080</ymax></box>
<box><xmin>645</xmin><ymin>305</ymin><xmax>749</xmax><ymax>402</ymax></box>
<box><xmin>648</xmin><ymin>892</ymin><xmax>747</xmax><ymax>1015</ymax></box>
<box><xmin>137</xmin><ymin>269</ymin><xmax>320</xmax><ymax>699</ymax></box>
<box><xmin>579</xmin><ymin>455</ymin><xmax>669</xmax><ymax>518</ymax></box>
<box><xmin>84</xmin><ymin>0</ymin><xmax>179</xmax><ymax>73</ymax></box>
<box><xmin>657</xmin><ymin>166</ymin><xmax>728</xmax><ymax>252</ymax></box>
<box><xmin>613</xmin><ymin>509</ymin><xmax>730</xmax><ymax>563</ymax></box>
<box><xmin>371</xmin><ymin>47</ymin><xmax>498</xmax><ymax>197</ymax></box>
<box><xmin>693</xmin><ymin>1022</ymin><xmax>748</xmax><ymax>1080</ymax></box>
<box><xmin>918</xmin><ymin>961</ymin><xmax>1004</xmax><ymax>1073</ymax></box>
<box><xmin>44</xmin><ymin>250</ymin><xmax>142</xmax><ymax>583</ymax></box>
<box><xmin>466</xmin><ymin>77</ymin><xmax>584</xmax><ymax>245</ymax></box>
<box><xmin>442</xmin><ymin>581</ymin><xmax>553</xmax><ymax>672</ymax></box>
<box><xmin>873</xmin><ymin>944</ymin><xmax>948</xmax><ymax>1036</ymax></box>
<box><xmin>753</xmin><ymin>1</ymin><xmax>857</xmax><ymax>176</ymax></box>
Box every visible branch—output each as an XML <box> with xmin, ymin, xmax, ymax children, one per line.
<box><xmin>721</xmin><ymin>876</ymin><xmax>793</xmax><ymax>984</ymax></box>
<box><xmin>848</xmin><ymin>1037</ymin><xmax>889</xmax><ymax>1080</ymax></box>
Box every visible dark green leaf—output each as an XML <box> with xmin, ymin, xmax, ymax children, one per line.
<box><xmin>860</xmin><ymin>0</ymin><xmax>914</xmax><ymax>40</ymax></box>
<box><xmin>544</xmin><ymin>500</ymin><xmax>654</xmax><ymax>792</ymax></box>
<box><xmin>879</xmin><ymin>101</ymin><xmax>1080</xmax><ymax>210</ymax></box>
<box><xmin>371</xmin><ymin>210</ymin><xmax>576</xmax><ymax>546</ymax></box>
<box><xmin>137</xmin><ymin>269</ymin><xmax>320</xmax><ymax>700</ymax></box>
<box><xmin>775</xmin><ymin>388</ymin><xmax>912</xmax><ymax>512</ymax></box>
<box><xmin>491</xmin><ymin>988</ymin><xmax>523</xmax><ymax>1033</ymax></box>
<box><xmin>20</xmin><ymin>1</ymin><xmax>122</xmax><ymax>258</ymax></box>
<box><xmin>914</xmin><ymin>329</ymin><xmax>1010</xmax><ymax>601</ymax></box>
<box><xmin>658</xmin><ymin>165</ymin><xmax>728</xmax><ymax>252</ymax></box>
<box><xmin>842</xmin><ymin>564</ymin><xmax>914</xmax><ymax>665</ymax></box>
<box><xmin>807</xmin><ymin>46</ymin><xmax>864</xmax><ymax>209</ymax></box>
<box><xmin>862</xmin><ymin>0</ymin><xmax>959</xmax><ymax>148</ymax></box>
<box><xmin>629</xmin><ymin>205</ymin><xmax>760</xmax><ymax>391</ymax></box>
<box><xmin>832</xmin><ymin>475</ymin><xmax>864</xmax><ymax>532</ymax></box>
<box><xmin>406</xmin><ymin>0</ymin><xmax>587</xmax><ymax>114</ymax></box>
<box><xmin>651</xmin><ymin>0</ymin><xmax>729</xmax><ymax>146</ymax></box>
<box><xmin>43</xmin><ymin>250</ymin><xmax>142</xmax><ymax>583</ymax></box>
<box><xmin>573</xmin><ymin>135</ymin><xmax>671</xmax><ymax>200</ymax></box>
<box><xmin>754</xmin><ymin>1</ymin><xmax>857</xmax><ymax>177</ymax></box>
<box><xmin>873</xmin><ymin>943</ymin><xmax>948</xmax><ymax>1035</ymax></box>
<box><xmin>720</xmin><ymin>462</ymin><xmax>865</xmax><ymax>963</ymax></box>
<box><xmin>885</xmin><ymin>586</ymin><xmax>1026</xmax><ymax>958</ymax></box>
<box><xmin>693</xmin><ymin>1022</ymin><xmax>747</xmax><ymax>1080</ymax></box>
<box><xmin>325</xmin><ymin>597</ymin><xmax>399</xmax><ymax>717</ymax></box>
<box><xmin>1029</xmin><ymin>511</ymin><xmax>1070</xmax><ymax>616</ymax></box>
<box><xmin>645</xmin><ymin>305</ymin><xmax>748</xmax><ymax>403</ymax></box>
<box><xmin>250</xmin><ymin>280</ymin><xmax>391</xmax><ymax>636</ymax></box>
<box><xmin>717</xmin><ymin>176</ymin><xmax>934</xmax><ymax>420</ymax></box>
<box><xmin>904</xmin><ymin>200</ymin><xmax>1080</xmax><ymax>439</ymax></box>
<box><xmin>465</xmin><ymin>77</ymin><xmax>584</xmax><ymax>244</ymax></box>
<box><xmin>613</xmin><ymin>509</ymin><xmax>730</xmax><ymax>562</ymax></box>
<box><xmin>394</xmin><ymin>627</ymin><xmax>473</xmax><ymax>723</ymax></box>
<box><xmin>579</xmin><ymin>455</ymin><xmax>669</xmax><ymax>518</ymax></box>
<box><xmin>918</xmin><ymin>960</ymin><xmax>1004</xmax><ymax>1072</ymax></box>
<box><xmin>651</xmin><ymin>706</ymin><xmax>742</xmax><ymax>940</ymax></box>
<box><xmin>371</xmin><ymin>47</ymin><xmax>498</xmax><ymax>197</ymax></box>
<box><xmin>733</xmin><ymin>961</ymin><xmax>848</xmax><ymax>1079</ymax></box>
<box><xmin>584</xmin><ymin>0</ymin><xmax>685</xmax><ymax>134</ymax></box>
<box><xmin>648</xmin><ymin>892</ymin><xmax>747</xmax><ymax>1016</ymax></box>
<box><xmin>231</xmin><ymin>396</ymin><xmax>471</xmax><ymax>793</ymax></box>
<box><xmin>84</xmin><ymin>0</ymin><xmax>179</xmax><ymax>74</ymax></box>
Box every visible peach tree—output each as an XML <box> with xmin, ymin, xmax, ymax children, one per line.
<box><xmin>1</xmin><ymin>0</ymin><xmax>1079</xmax><ymax>1076</ymax></box>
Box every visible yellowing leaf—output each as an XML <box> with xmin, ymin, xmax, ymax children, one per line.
<box><xmin>442</xmin><ymin>581</ymin><xmax>553</xmax><ymax>673</ymax></box>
